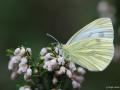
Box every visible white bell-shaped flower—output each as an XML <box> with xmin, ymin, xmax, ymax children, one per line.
<box><xmin>52</xmin><ymin>77</ymin><xmax>58</xmax><ymax>84</ymax></box>
<box><xmin>20</xmin><ymin>47</ymin><xmax>26</xmax><ymax>56</ymax></box>
<box><xmin>26</xmin><ymin>68</ymin><xmax>32</xmax><ymax>76</ymax></box>
<box><xmin>72</xmin><ymin>80</ymin><xmax>81</xmax><ymax>88</ymax></box>
<box><xmin>14</xmin><ymin>48</ymin><xmax>21</xmax><ymax>55</ymax></box>
<box><xmin>20</xmin><ymin>57</ymin><xmax>28</xmax><ymax>65</ymax></box>
<box><xmin>50</xmin><ymin>59</ymin><xmax>57</xmax><ymax>66</ymax></box>
<box><xmin>66</xmin><ymin>70</ymin><xmax>72</xmax><ymax>78</ymax></box>
<box><xmin>26</xmin><ymin>48</ymin><xmax>32</xmax><ymax>55</ymax></box>
<box><xmin>57</xmin><ymin>56</ymin><xmax>65</xmax><ymax>65</ymax></box>
<box><xmin>59</xmin><ymin>66</ymin><xmax>66</xmax><ymax>74</ymax></box>
<box><xmin>69</xmin><ymin>62</ymin><xmax>76</xmax><ymax>72</ymax></box>
<box><xmin>40</xmin><ymin>48</ymin><xmax>47</xmax><ymax>56</ymax></box>
<box><xmin>77</xmin><ymin>67</ymin><xmax>86</xmax><ymax>75</ymax></box>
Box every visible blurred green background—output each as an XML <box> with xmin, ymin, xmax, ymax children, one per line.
<box><xmin>0</xmin><ymin>0</ymin><xmax>120</xmax><ymax>90</ymax></box>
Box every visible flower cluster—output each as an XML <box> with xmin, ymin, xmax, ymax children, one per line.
<box><xmin>40</xmin><ymin>46</ymin><xmax>86</xmax><ymax>89</ymax></box>
<box><xmin>8</xmin><ymin>45</ymin><xmax>86</xmax><ymax>90</ymax></box>
<box><xmin>8</xmin><ymin>47</ymin><xmax>32</xmax><ymax>80</ymax></box>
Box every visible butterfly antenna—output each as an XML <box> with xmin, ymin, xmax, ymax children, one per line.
<box><xmin>46</xmin><ymin>33</ymin><xmax>60</xmax><ymax>45</ymax></box>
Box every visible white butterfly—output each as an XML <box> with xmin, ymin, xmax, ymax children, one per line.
<box><xmin>61</xmin><ymin>18</ymin><xmax>114</xmax><ymax>71</ymax></box>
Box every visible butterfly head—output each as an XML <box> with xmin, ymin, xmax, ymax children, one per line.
<box><xmin>46</xmin><ymin>33</ymin><xmax>63</xmax><ymax>48</ymax></box>
<box><xmin>46</xmin><ymin>33</ymin><xmax>71</xmax><ymax>60</ymax></box>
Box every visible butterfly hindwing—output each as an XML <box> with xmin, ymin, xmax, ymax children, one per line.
<box><xmin>63</xmin><ymin>38</ymin><xmax>114</xmax><ymax>71</ymax></box>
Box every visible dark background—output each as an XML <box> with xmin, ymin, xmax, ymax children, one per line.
<box><xmin>0</xmin><ymin>0</ymin><xmax>120</xmax><ymax>90</ymax></box>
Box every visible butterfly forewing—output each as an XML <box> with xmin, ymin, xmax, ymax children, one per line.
<box><xmin>66</xmin><ymin>18</ymin><xmax>114</xmax><ymax>45</ymax></box>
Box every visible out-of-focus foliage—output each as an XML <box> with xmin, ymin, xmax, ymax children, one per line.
<box><xmin>0</xmin><ymin>0</ymin><xmax>120</xmax><ymax>90</ymax></box>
